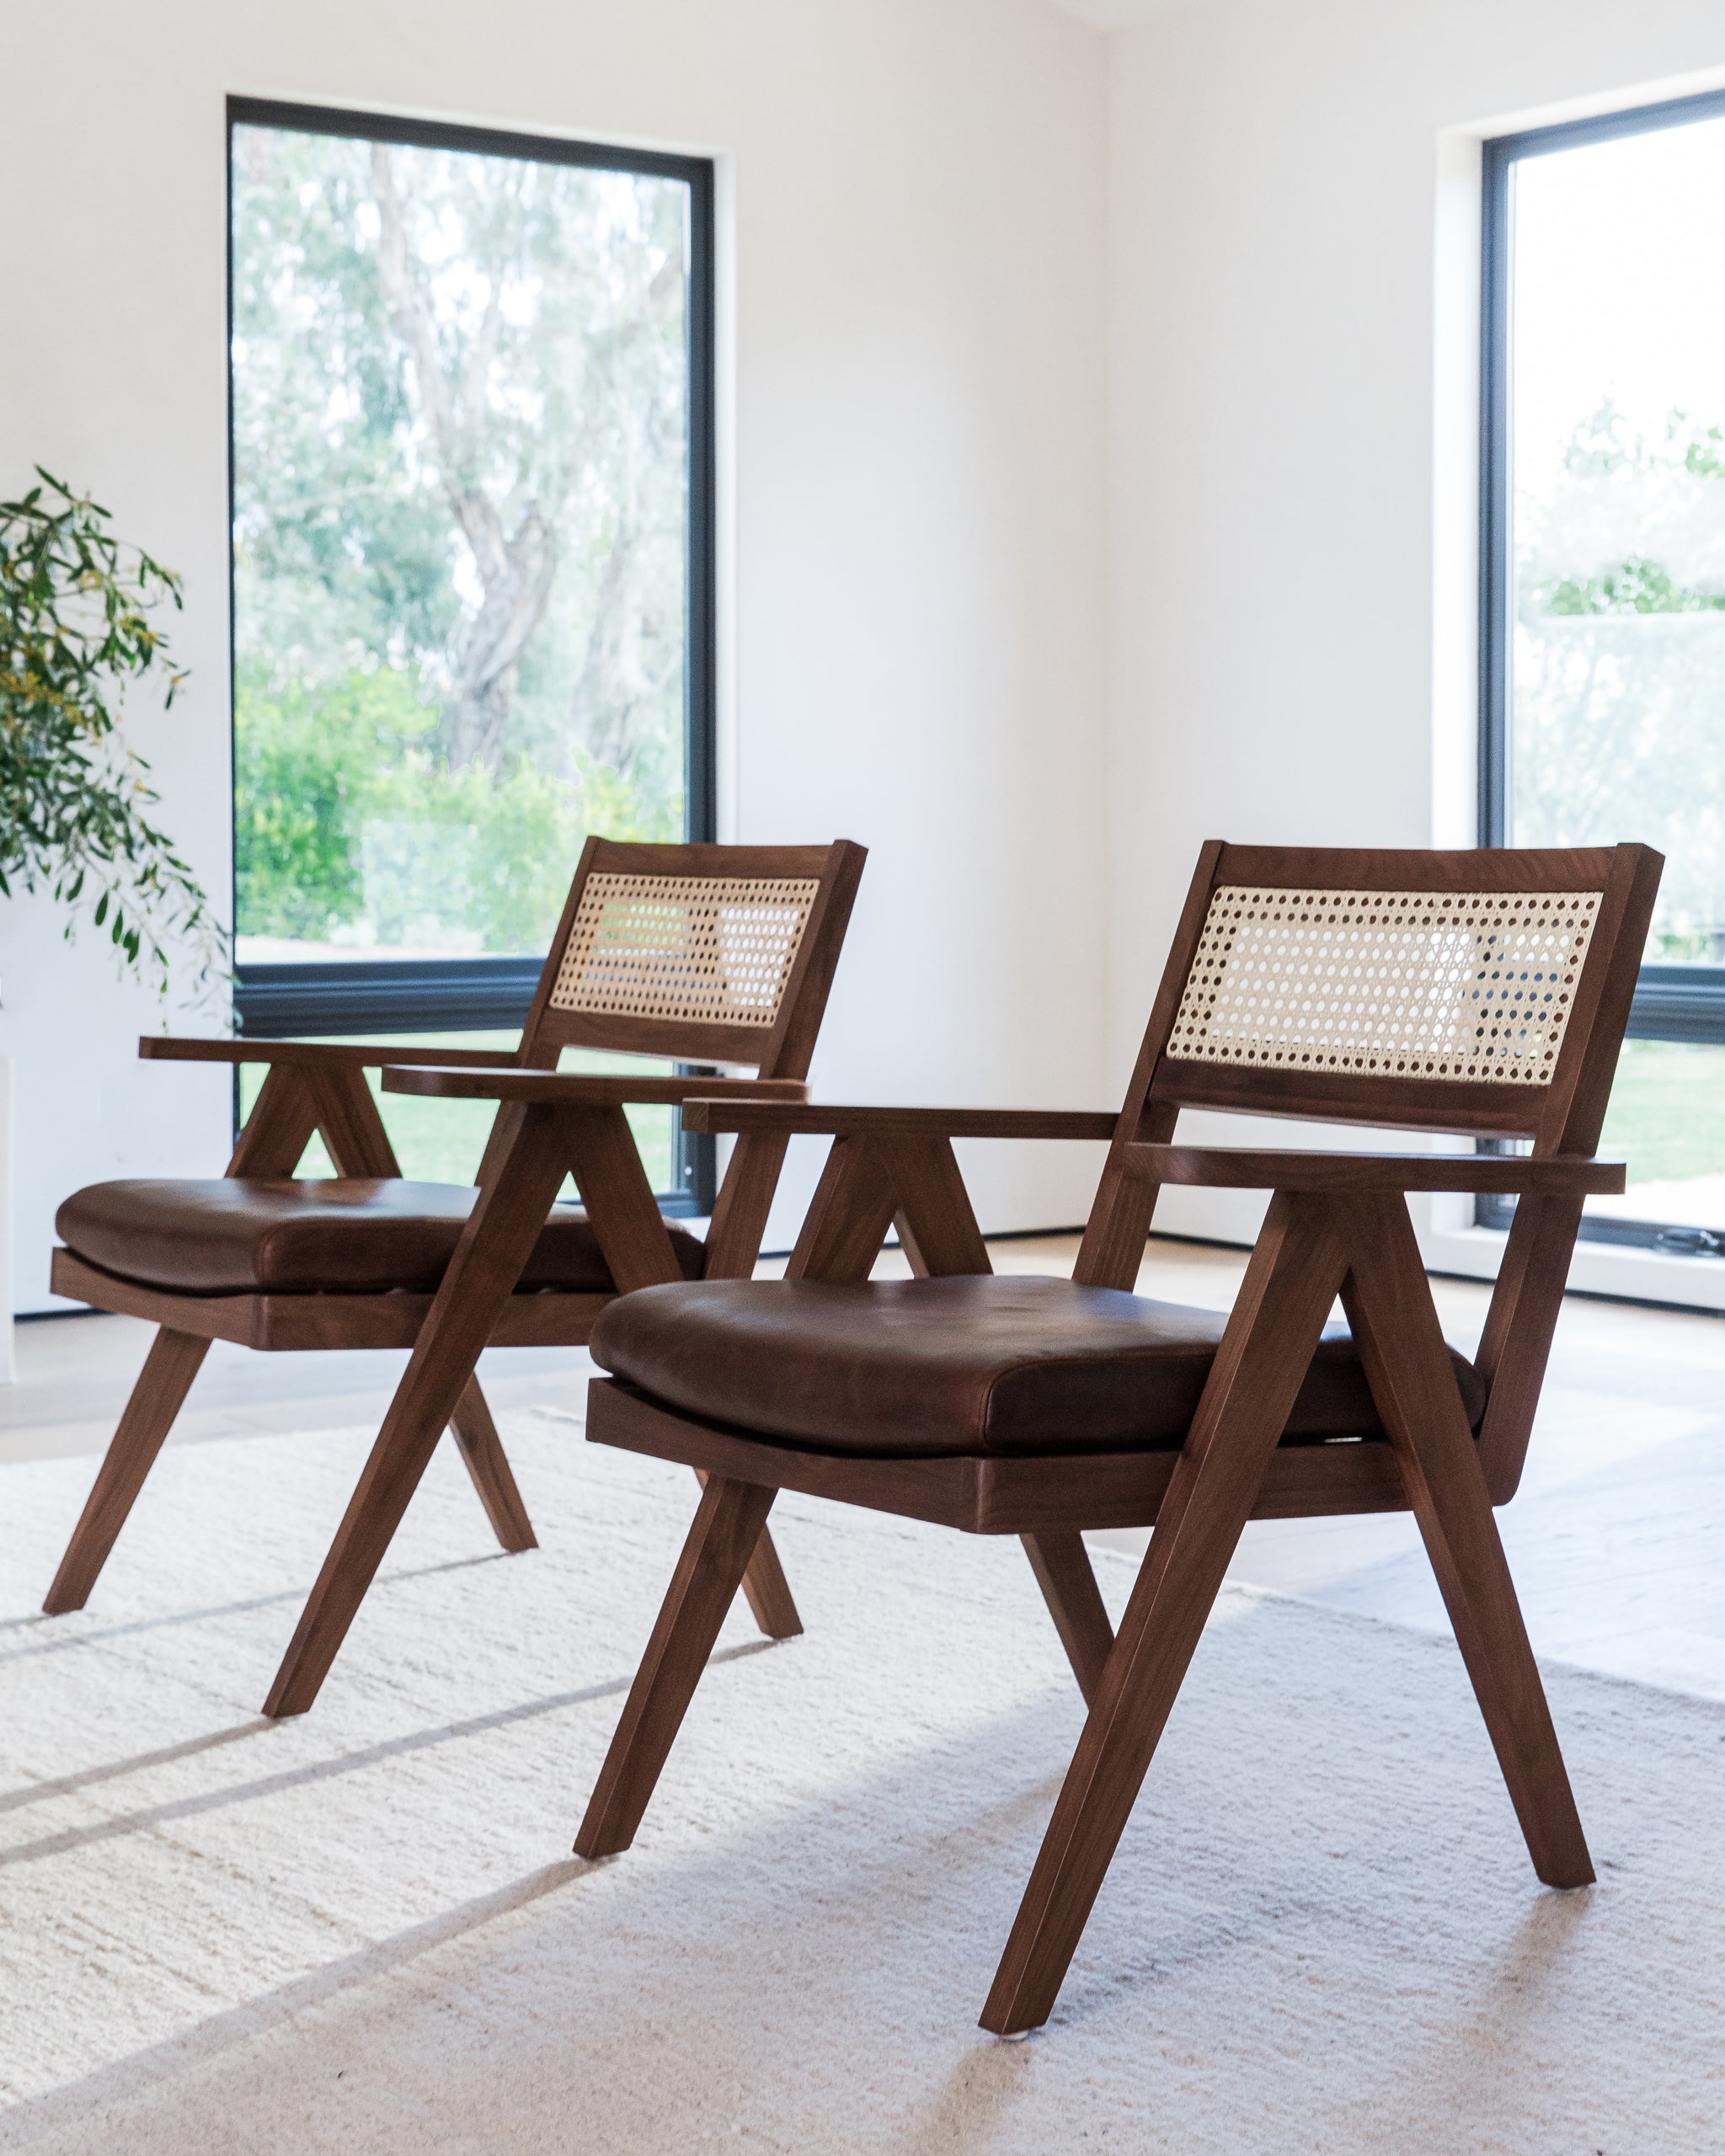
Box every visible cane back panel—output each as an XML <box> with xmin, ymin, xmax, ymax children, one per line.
<box><xmin>1144</xmin><ymin>846</ymin><xmax>1643</xmax><ymax>1142</ymax></box>
<box><xmin>525</xmin><ymin>841</ymin><xmax>857</xmax><ymax>1070</ymax></box>
<box><xmin>1166</xmin><ymin>886</ymin><xmax>1599</xmax><ymax>1086</ymax></box>
<box><xmin>550</xmin><ymin>875</ymin><xmax>820</xmax><ymax>1028</ymax></box>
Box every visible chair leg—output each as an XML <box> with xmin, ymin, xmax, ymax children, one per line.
<box><xmin>449</xmin><ymin>1379</ymin><xmax>537</xmax><ymax>1553</ymax></box>
<box><xmin>43</xmin><ymin>1328</ymin><xmax>211</xmax><ymax>1614</ymax></box>
<box><xmin>980</xmin><ymin>1193</ymin><xmax>1348</xmax><ymax>2036</ymax></box>
<box><xmin>1021</xmin><ymin>1533</ymin><xmax>1114</xmax><ymax>1706</ymax></box>
<box><xmin>576</xmin><ymin>1474</ymin><xmax>779</xmax><ymax>1860</ymax></box>
<box><xmin>727</xmin><ymin>1480</ymin><xmax>802</xmax><ymax>1641</ymax></box>
<box><xmin>1339</xmin><ymin>1194</ymin><xmax>1593</xmax><ymax>1889</ymax></box>
<box><xmin>263</xmin><ymin>1103</ymin><xmax>574</xmax><ymax>1719</ymax></box>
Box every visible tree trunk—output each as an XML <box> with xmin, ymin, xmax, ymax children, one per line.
<box><xmin>371</xmin><ymin>144</ymin><xmax>558</xmax><ymax>770</ymax></box>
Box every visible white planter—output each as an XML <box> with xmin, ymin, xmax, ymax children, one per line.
<box><xmin>0</xmin><ymin>1057</ymin><xmax>13</xmax><ymax>1383</ymax></box>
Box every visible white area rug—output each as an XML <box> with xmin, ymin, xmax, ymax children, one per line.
<box><xmin>0</xmin><ymin>1411</ymin><xmax>1721</xmax><ymax>2153</ymax></box>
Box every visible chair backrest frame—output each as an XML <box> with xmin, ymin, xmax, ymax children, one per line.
<box><xmin>516</xmin><ymin>838</ymin><xmax>863</xmax><ymax>1079</ymax></box>
<box><xmin>1078</xmin><ymin>841</ymin><xmax>1663</xmax><ymax>1501</ymax></box>
<box><xmin>499</xmin><ymin>835</ymin><xmax>865</xmax><ymax>1281</ymax></box>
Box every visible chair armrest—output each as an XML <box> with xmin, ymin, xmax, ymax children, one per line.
<box><xmin>380</xmin><ymin>1067</ymin><xmax>810</xmax><ymax>1107</ymax></box>
<box><xmin>679</xmin><ymin>1100</ymin><xmax>1120</xmax><ymax>1139</ymax></box>
<box><xmin>1120</xmin><ymin>1145</ymin><xmax>1626</xmax><ymax>1195</ymax></box>
<box><xmin>141</xmin><ymin>1037</ymin><xmax>521</xmax><ymax>1070</ymax></box>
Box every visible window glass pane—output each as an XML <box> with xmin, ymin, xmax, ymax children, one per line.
<box><xmin>236</xmin><ymin>1033</ymin><xmax>675</xmax><ymax>1191</ymax></box>
<box><xmin>231</xmin><ymin>122</ymin><xmax>692</xmax><ymax>964</ymax></box>
<box><xmin>1592</xmin><ymin>1039</ymin><xmax>1725</xmax><ymax>1234</ymax></box>
<box><xmin>1509</xmin><ymin>117</ymin><xmax>1725</xmax><ymax>965</ymax></box>
<box><xmin>1504</xmin><ymin>115</ymin><xmax>1725</xmax><ymax>1244</ymax></box>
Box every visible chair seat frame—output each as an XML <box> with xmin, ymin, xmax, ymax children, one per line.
<box><xmin>45</xmin><ymin>838</ymin><xmax>867</xmax><ymax>1719</ymax></box>
<box><xmin>567</xmin><ymin>839</ymin><xmax>1663</xmax><ymax>2036</ymax></box>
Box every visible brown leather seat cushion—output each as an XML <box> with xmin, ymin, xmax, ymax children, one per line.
<box><xmin>590</xmin><ymin>1274</ymin><xmax>1487</xmax><ymax>1458</ymax></box>
<box><xmin>56</xmin><ymin>1179</ymin><xmax>707</xmax><ymax>1298</ymax></box>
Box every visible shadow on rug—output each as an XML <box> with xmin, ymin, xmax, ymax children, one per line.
<box><xmin>0</xmin><ymin>1412</ymin><xmax>1720</xmax><ymax>2153</ymax></box>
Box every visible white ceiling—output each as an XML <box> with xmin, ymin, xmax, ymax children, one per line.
<box><xmin>1046</xmin><ymin>0</ymin><xmax>1209</xmax><ymax>26</ymax></box>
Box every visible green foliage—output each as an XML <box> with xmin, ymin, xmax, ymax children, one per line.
<box><xmin>1514</xmin><ymin>401</ymin><xmax>1725</xmax><ymax>950</ymax></box>
<box><xmin>230</xmin><ymin>126</ymin><xmax>694</xmax><ymax>953</ymax></box>
<box><xmin>1537</xmin><ymin>554</ymin><xmax>1725</xmax><ymax>616</ymax></box>
<box><xmin>234</xmin><ymin>664</ymin><xmax>679</xmax><ymax>953</ymax></box>
<box><xmin>234</xmin><ymin>665</ymin><xmax>435</xmax><ymax>942</ymax></box>
<box><xmin>0</xmin><ymin>469</ymin><xmax>223</xmax><ymax>994</ymax></box>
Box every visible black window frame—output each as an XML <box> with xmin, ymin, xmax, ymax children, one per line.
<box><xmin>226</xmin><ymin>97</ymin><xmax>718</xmax><ymax>1211</ymax></box>
<box><xmin>1479</xmin><ymin>86</ymin><xmax>1725</xmax><ymax>1254</ymax></box>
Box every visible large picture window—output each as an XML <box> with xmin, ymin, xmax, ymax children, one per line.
<box><xmin>1481</xmin><ymin>89</ymin><xmax>1725</xmax><ymax>1255</ymax></box>
<box><xmin>227</xmin><ymin>99</ymin><xmax>714</xmax><ymax>1201</ymax></box>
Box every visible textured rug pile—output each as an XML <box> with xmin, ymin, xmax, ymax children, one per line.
<box><xmin>0</xmin><ymin>1408</ymin><xmax>1720</xmax><ymax>2152</ymax></box>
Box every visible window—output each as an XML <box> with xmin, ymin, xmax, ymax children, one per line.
<box><xmin>227</xmin><ymin>100</ymin><xmax>715</xmax><ymax>1203</ymax></box>
<box><xmin>1481</xmin><ymin>90</ymin><xmax>1725</xmax><ymax>1254</ymax></box>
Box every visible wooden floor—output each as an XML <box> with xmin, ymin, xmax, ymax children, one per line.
<box><xmin>8</xmin><ymin>1233</ymin><xmax>1723</xmax><ymax>1700</ymax></box>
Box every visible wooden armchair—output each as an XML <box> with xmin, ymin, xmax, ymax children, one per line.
<box><xmin>45</xmin><ymin>838</ymin><xmax>866</xmax><ymax>1709</ymax></box>
<box><xmin>566</xmin><ymin>840</ymin><xmax>1660</xmax><ymax>2035</ymax></box>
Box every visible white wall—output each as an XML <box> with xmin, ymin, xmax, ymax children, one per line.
<box><xmin>0</xmin><ymin>0</ymin><xmax>1113</xmax><ymax>1309</ymax></box>
<box><xmin>1105</xmin><ymin>0</ymin><xmax>1725</xmax><ymax>1257</ymax></box>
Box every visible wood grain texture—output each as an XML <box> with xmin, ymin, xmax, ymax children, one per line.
<box><xmin>448</xmin><ymin>1380</ymin><xmax>537</xmax><ymax>1554</ymax></box>
<box><xmin>140</xmin><ymin>1038</ymin><xmax>519</xmax><ymax>1070</ymax></box>
<box><xmin>1123</xmin><ymin>1146</ymin><xmax>1625</xmax><ymax>1194</ymax></box>
<box><xmin>56</xmin><ymin>836</ymin><xmax>868</xmax><ymax>1669</ymax></box>
<box><xmin>1020</xmin><ymin>1533</ymin><xmax>1115</xmax><ymax>1706</ymax></box>
<box><xmin>574</xmin><ymin>1475</ymin><xmax>780</xmax><ymax>1859</ymax></box>
<box><xmin>559</xmin><ymin>1105</ymin><xmax>686</xmax><ymax>1295</ymax></box>
<box><xmin>573</xmin><ymin>839</ymin><xmax>1661</xmax><ymax>2036</ymax></box>
<box><xmin>224</xmin><ymin>1065</ymin><xmax>323</xmax><ymax>1177</ymax></box>
<box><xmin>888</xmin><ymin>1135</ymin><xmax>992</xmax><ymax>1278</ymax></box>
<box><xmin>555</xmin><ymin>1101</ymin><xmax>806</xmax><ymax>1633</ymax></box>
<box><xmin>701</xmin><ymin>1133</ymin><xmax>793</xmax><ymax>1282</ymax></box>
<box><xmin>46</xmin><ymin>1250</ymin><xmax>615</xmax><ymax>1351</ymax></box>
<box><xmin>1074</xmin><ymin>840</ymin><xmax>1225</xmax><ymax>1291</ymax></box>
<box><xmin>584</xmin><ymin>1378</ymin><xmax>1415</xmax><ymax>1534</ymax></box>
<box><xmin>1146</xmin><ymin>1058</ymin><xmax>1546</xmax><ymax>1139</ymax></box>
<box><xmin>382</xmin><ymin>1070</ymin><xmax>809</xmax><ymax>1105</ymax></box>
<box><xmin>1212</xmin><ymin>841</ymin><xmax>1623</xmax><ymax>893</ymax></box>
<box><xmin>303</xmin><ymin>1064</ymin><xmax>536</xmax><ymax>1554</ymax></box>
<box><xmin>1338</xmin><ymin>1194</ymin><xmax>1593</xmax><ymax>1889</ymax></box>
<box><xmin>681</xmin><ymin>1102</ymin><xmax>1119</xmax><ymax>1139</ymax></box>
<box><xmin>262</xmin><ymin>1102</ymin><xmax>579</xmax><ymax>1717</ymax></box>
<box><xmin>40</xmin><ymin>1329</ymin><xmax>213</xmax><ymax>1614</ymax></box>
<box><xmin>785</xmin><ymin>1137</ymin><xmax>903</xmax><ymax>1283</ymax></box>
<box><xmin>981</xmin><ymin>1193</ymin><xmax>1350</xmax><ymax>2036</ymax></box>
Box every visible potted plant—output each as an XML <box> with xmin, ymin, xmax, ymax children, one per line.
<box><xmin>0</xmin><ymin>469</ymin><xmax>225</xmax><ymax>1375</ymax></box>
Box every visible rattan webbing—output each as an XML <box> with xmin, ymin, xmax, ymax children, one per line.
<box><xmin>548</xmin><ymin>874</ymin><xmax>820</xmax><ymax>1030</ymax></box>
<box><xmin>1166</xmin><ymin>886</ymin><xmax>1602</xmax><ymax>1084</ymax></box>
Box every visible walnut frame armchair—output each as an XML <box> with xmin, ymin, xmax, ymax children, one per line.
<box><xmin>565</xmin><ymin>839</ymin><xmax>1661</xmax><ymax>2036</ymax></box>
<box><xmin>45</xmin><ymin>837</ymin><xmax>867</xmax><ymax>1712</ymax></box>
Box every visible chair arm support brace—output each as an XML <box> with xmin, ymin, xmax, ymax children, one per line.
<box><xmin>141</xmin><ymin>1038</ymin><xmax>521</xmax><ymax>1070</ymax></box>
<box><xmin>679</xmin><ymin>1101</ymin><xmax>1120</xmax><ymax>1139</ymax></box>
<box><xmin>1120</xmin><ymin>1145</ymin><xmax>1625</xmax><ymax>1195</ymax></box>
<box><xmin>381</xmin><ymin>1067</ymin><xmax>809</xmax><ymax>1107</ymax></box>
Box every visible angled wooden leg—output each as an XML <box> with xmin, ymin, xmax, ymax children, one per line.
<box><xmin>560</xmin><ymin>1101</ymin><xmax>803</xmax><ymax>1643</ymax></box>
<box><xmin>785</xmin><ymin>1134</ymin><xmax>903</xmax><ymax>1284</ymax></box>
<box><xmin>1021</xmin><ymin>1534</ymin><xmax>1114</xmax><ymax>1706</ymax></box>
<box><xmin>263</xmin><ymin>1102</ymin><xmax>574</xmax><ymax>1718</ymax></box>
<box><xmin>576</xmin><ymin>1474</ymin><xmax>779</xmax><ymax>1859</ymax></box>
<box><xmin>1339</xmin><ymin>1194</ymin><xmax>1593</xmax><ymax>1889</ymax></box>
<box><xmin>980</xmin><ymin>1193</ymin><xmax>1348</xmax><ymax>2036</ymax></box>
<box><xmin>449</xmin><ymin>1379</ymin><xmax>537</xmax><ymax>1553</ymax></box>
<box><xmin>724</xmin><ymin>1482</ymin><xmax>803</xmax><ymax>1641</ymax></box>
<box><xmin>311</xmin><ymin>1061</ymin><xmax>535</xmax><ymax>1552</ymax></box>
<box><xmin>889</xmin><ymin>1134</ymin><xmax>992</xmax><ymax>1278</ymax></box>
<box><xmin>42</xmin><ymin>1328</ymin><xmax>212</xmax><ymax>1614</ymax></box>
